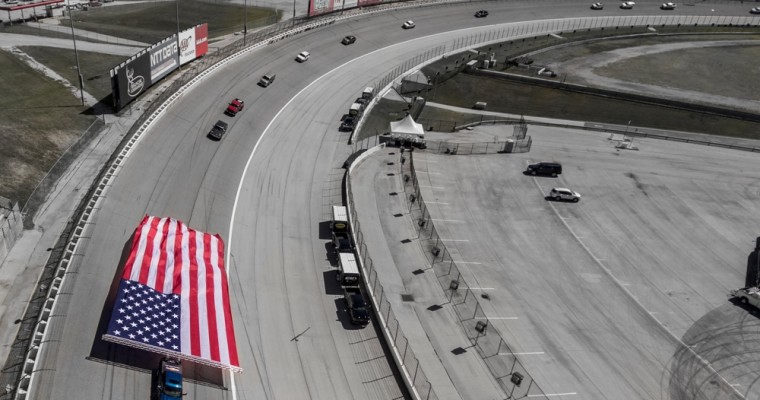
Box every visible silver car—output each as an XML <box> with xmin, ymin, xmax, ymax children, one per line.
<box><xmin>548</xmin><ymin>187</ymin><xmax>581</xmax><ymax>202</ymax></box>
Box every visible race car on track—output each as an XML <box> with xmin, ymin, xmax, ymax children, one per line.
<box><xmin>402</xmin><ymin>20</ymin><xmax>415</xmax><ymax>29</ymax></box>
<box><xmin>660</xmin><ymin>2</ymin><xmax>676</xmax><ymax>9</ymax></box>
<box><xmin>341</xmin><ymin>35</ymin><xmax>356</xmax><ymax>45</ymax></box>
<box><xmin>591</xmin><ymin>2</ymin><xmax>603</xmax><ymax>9</ymax></box>
<box><xmin>750</xmin><ymin>7</ymin><xmax>760</xmax><ymax>14</ymax></box>
<box><xmin>620</xmin><ymin>1</ymin><xmax>634</xmax><ymax>8</ymax></box>
<box><xmin>474</xmin><ymin>10</ymin><xmax>489</xmax><ymax>17</ymax></box>
<box><xmin>225</xmin><ymin>98</ymin><xmax>244</xmax><ymax>116</ymax></box>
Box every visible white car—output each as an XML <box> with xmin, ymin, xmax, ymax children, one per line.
<box><xmin>402</xmin><ymin>20</ymin><xmax>415</xmax><ymax>29</ymax></box>
<box><xmin>661</xmin><ymin>2</ymin><xmax>676</xmax><ymax>9</ymax></box>
<box><xmin>750</xmin><ymin>7</ymin><xmax>760</xmax><ymax>14</ymax></box>
<box><xmin>591</xmin><ymin>2</ymin><xmax>604</xmax><ymax>9</ymax></box>
<box><xmin>295</xmin><ymin>51</ymin><xmax>310</xmax><ymax>62</ymax></box>
<box><xmin>620</xmin><ymin>1</ymin><xmax>634</xmax><ymax>8</ymax></box>
<box><xmin>548</xmin><ymin>188</ymin><xmax>581</xmax><ymax>202</ymax></box>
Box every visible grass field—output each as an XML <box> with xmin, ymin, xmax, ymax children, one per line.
<box><xmin>0</xmin><ymin>49</ymin><xmax>96</xmax><ymax>205</ymax></box>
<box><xmin>61</xmin><ymin>0</ymin><xmax>282</xmax><ymax>43</ymax></box>
<box><xmin>20</xmin><ymin>46</ymin><xmax>125</xmax><ymax>101</ymax></box>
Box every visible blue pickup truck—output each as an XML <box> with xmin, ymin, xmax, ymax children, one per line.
<box><xmin>156</xmin><ymin>358</ymin><xmax>183</xmax><ymax>400</ymax></box>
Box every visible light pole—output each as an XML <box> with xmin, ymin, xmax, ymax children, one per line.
<box><xmin>292</xmin><ymin>0</ymin><xmax>296</xmax><ymax>26</ymax></box>
<box><xmin>243</xmin><ymin>0</ymin><xmax>247</xmax><ymax>45</ymax></box>
<box><xmin>65</xmin><ymin>0</ymin><xmax>85</xmax><ymax>106</ymax></box>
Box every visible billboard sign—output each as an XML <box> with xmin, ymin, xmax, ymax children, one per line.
<box><xmin>195</xmin><ymin>23</ymin><xmax>208</xmax><ymax>58</ymax></box>
<box><xmin>114</xmin><ymin>51</ymin><xmax>152</xmax><ymax>109</ymax></box>
<box><xmin>178</xmin><ymin>28</ymin><xmax>196</xmax><ymax>65</ymax></box>
<box><xmin>150</xmin><ymin>35</ymin><xmax>179</xmax><ymax>82</ymax></box>
<box><xmin>308</xmin><ymin>0</ymin><xmax>334</xmax><ymax>16</ymax></box>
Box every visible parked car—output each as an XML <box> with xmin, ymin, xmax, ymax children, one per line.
<box><xmin>340</xmin><ymin>117</ymin><xmax>356</xmax><ymax>132</ymax></box>
<box><xmin>258</xmin><ymin>73</ymin><xmax>276</xmax><ymax>87</ymax></box>
<box><xmin>225</xmin><ymin>98</ymin><xmax>244</xmax><ymax>116</ymax></box>
<box><xmin>341</xmin><ymin>35</ymin><xmax>356</xmax><ymax>45</ymax></box>
<box><xmin>402</xmin><ymin>20</ymin><xmax>415</xmax><ymax>29</ymax></box>
<box><xmin>751</xmin><ymin>7</ymin><xmax>760</xmax><ymax>14</ymax></box>
<box><xmin>526</xmin><ymin>162</ymin><xmax>562</xmax><ymax>177</ymax></box>
<box><xmin>474</xmin><ymin>10</ymin><xmax>489</xmax><ymax>17</ymax></box>
<box><xmin>620</xmin><ymin>1</ymin><xmax>634</xmax><ymax>8</ymax></box>
<box><xmin>207</xmin><ymin>120</ymin><xmax>228</xmax><ymax>140</ymax></box>
<box><xmin>295</xmin><ymin>51</ymin><xmax>310</xmax><ymax>62</ymax></box>
<box><xmin>660</xmin><ymin>2</ymin><xmax>676</xmax><ymax>9</ymax></box>
<box><xmin>590</xmin><ymin>2</ymin><xmax>604</xmax><ymax>9</ymax></box>
<box><xmin>548</xmin><ymin>187</ymin><xmax>581</xmax><ymax>202</ymax></box>
<box><xmin>343</xmin><ymin>288</ymin><xmax>370</xmax><ymax>326</ymax></box>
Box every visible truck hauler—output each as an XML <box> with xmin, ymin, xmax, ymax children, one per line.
<box><xmin>337</xmin><ymin>252</ymin><xmax>361</xmax><ymax>288</ymax></box>
<box><xmin>332</xmin><ymin>230</ymin><xmax>353</xmax><ymax>253</ymax></box>
<box><xmin>730</xmin><ymin>287</ymin><xmax>760</xmax><ymax>308</ymax></box>
<box><xmin>331</xmin><ymin>205</ymin><xmax>348</xmax><ymax>231</ymax></box>
<box><xmin>156</xmin><ymin>357</ymin><xmax>183</xmax><ymax>400</ymax></box>
<box><xmin>362</xmin><ymin>86</ymin><xmax>374</xmax><ymax>100</ymax></box>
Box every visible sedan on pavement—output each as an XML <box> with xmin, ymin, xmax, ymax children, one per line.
<box><xmin>548</xmin><ymin>188</ymin><xmax>581</xmax><ymax>202</ymax></box>
<box><xmin>341</xmin><ymin>35</ymin><xmax>356</xmax><ymax>45</ymax></box>
<box><xmin>620</xmin><ymin>1</ymin><xmax>634</xmax><ymax>8</ymax></box>
<box><xmin>402</xmin><ymin>20</ymin><xmax>415</xmax><ymax>29</ymax></box>
<box><xmin>591</xmin><ymin>2</ymin><xmax>603</xmax><ymax>9</ymax></box>
<box><xmin>474</xmin><ymin>10</ymin><xmax>489</xmax><ymax>17</ymax></box>
<box><xmin>296</xmin><ymin>51</ymin><xmax>310</xmax><ymax>62</ymax></box>
<box><xmin>660</xmin><ymin>2</ymin><xmax>676</xmax><ymax>9</ymax></box>
<box><xmin>207</xmin><ymin>120</ymin><xmax>228</xmax><ymax>141</ymax></box>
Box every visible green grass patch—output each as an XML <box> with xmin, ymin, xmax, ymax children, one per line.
<box><xmin>0</xmin><ymin>49</ymin><xmax>96</xmax><ymax>204</ymax></box>
<box><xmin>421</xmin><ymin>73</ymin><xmax>760</xmax><ymax>140</ymax></box>
<box><xmin>61</xmin><ymin>0</ymin><xmax>282</xmax><ymax>44</ymax></box>
<box><xmin>0</xmin><ymin>23</ymin><xmax>108</xmax><ymax>43</ymax></box>
<box><xmin>20</xmin><ymin>46</ymin><xmax>124</xmax><ymax>101</ymax></box>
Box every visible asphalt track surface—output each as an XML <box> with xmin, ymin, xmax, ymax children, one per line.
<box><xmin>26</xmin><ymin>1</ymin><xmax>760</xmax><ymax>399</ymax></box>
<box><xmin>413</xmin><ymin>126</ymin><xmax>760</xmax><ymax>399</ymax></box>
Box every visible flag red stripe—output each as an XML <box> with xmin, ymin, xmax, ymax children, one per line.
<box><xmin>204</xmin><ymin>233</ymin><xmax>220</xmax><ymax>362</ymax></box>
<box><xmin>139</xmin><ymin>216</ymin><xmax>161</xmax><ymax>284</ymax></box>
<box><xmin>121</xmin><ymin>215</ymin><xmax>149</xmax><ymax>279</ymax></box>
<box><xmin>217</xmin><ymin>235</ymin><xmax>239</xmax><ymax>365</ymax></box>
<box><xmin>188</xmin><ymin>229</ymin><xmax>202</xmax><ymax>358</ymax></box>
<box><xmin>154</xmin><ymin>218</ymin><xmax>170</xmax><ymax>289</ymax></box>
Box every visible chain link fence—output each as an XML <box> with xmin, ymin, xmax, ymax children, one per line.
<box><xmin>401</xmin><ymin>151</ymin><xmax>551</xmax><ymax>399</ymax></box>
<box><xmin>346</xmin><ymin>146</ymin><xmax>438</xmax><ymax>400</ymax></box>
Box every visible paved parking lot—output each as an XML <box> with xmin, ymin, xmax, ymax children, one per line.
<box><xmin>409</xmin><ymin>124</ymin><xmax>760</xmax><ymax>399</ymax></box>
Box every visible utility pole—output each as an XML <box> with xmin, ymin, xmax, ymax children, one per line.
<box><xmin>66</xmin><ymin>0</ymin><xmax>85</xmax><ymax>106</ymax></box>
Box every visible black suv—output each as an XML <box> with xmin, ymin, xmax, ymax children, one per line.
<box><xmin>343</xmin><ymin>288</ymin><xmax>370</xmax><ymax>326</ymax></box>
<box><xmin>526</xmin><ymin>162</ymin><xmax>562</xmax><ymax>177</ymax></box>
<box><xmin>207</xmin><ymin>120</ymin><xmax>228</xmax><ymax>140</ymax></box>
<box><xmin>341</xmin><ymin>35</ymin><xmax>356</xmax><ymax>45</ymax></box>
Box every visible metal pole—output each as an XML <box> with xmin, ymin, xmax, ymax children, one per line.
<box><xmin>292</xmin><ymin>0</ymin><xmax>296</xmax><ymax>26</ymax></box>
<box><xmin>175</xmin><ymin>0</ymin><xmax>181</xmax><ymax>70</ymax></box>
<box><xmin>243</xmin><ymin>0</ymin><xmax>247</xmax><ymax>44</ymax></box>
<box><xmin>66</xmin><ymin>0</ymin><xmax>85</xmax><ymax>106</ymax></box>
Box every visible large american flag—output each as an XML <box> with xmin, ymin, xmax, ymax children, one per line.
<box><xmin>103</xmin><ymin>215</ymin><xmax>241</xmax><ymax>372</ymax></box>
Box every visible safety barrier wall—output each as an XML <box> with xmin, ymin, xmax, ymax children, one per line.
<box><xmin>0</xmin><ymin>202</ymin><xmax>23</xmax><ymax>268</ymax></box>
<box><xmin>346</xmin><ymin>145</ymin><xmax>439</xmax><ymax>400</ymax></box>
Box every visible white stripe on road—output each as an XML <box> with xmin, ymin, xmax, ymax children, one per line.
<box><xmin>500</xmin><ymin>351</ymin><xmax>545</xmax><ymax>355</ymax></box>
<box><xmin>432</xmin><ymin>219</ymin><xmax>462</xmax><ymax>222</ymax></box>
<box><xmin>528</xmin><ymin>393</ymin><xmax>577</xmax><ymax>397</ymax></box>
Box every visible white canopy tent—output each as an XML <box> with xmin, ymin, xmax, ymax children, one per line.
<box><xmin>390</xmin><ymin>114</ymin><xmax>424</xmax><ymax>137</ymax></box>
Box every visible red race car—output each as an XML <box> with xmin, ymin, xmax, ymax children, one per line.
<box><xmin>225</xmin><ymin>98</ymin><xmax>244</xmax><ymax>116</ymax></box>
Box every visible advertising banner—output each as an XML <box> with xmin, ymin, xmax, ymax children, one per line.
<box><xmin>308</xmin><ymin>0</ymin><xmax>334</xmax><ymax>16</ymax></box>
<box><xmin>178</xmin><ymin>28</ymin><xmax>196</xmax><ymax>65</ymax></box>
<box><xmin>195</xmin><ymin>23</ymin><xmax>208</xmax><ymax>58</ymax></box>
<box><xmin>114</xmin><ymin>51</ymin><xmax>152</xmax><ymax>109</ymax></box>
<box><xmin>150</xmin><ymin>35</ymin><xmax>179</xmax><ymax>82</ymax></box>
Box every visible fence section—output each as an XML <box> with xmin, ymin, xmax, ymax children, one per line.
<box><xmin>345</xmin><ymin>146</ymin><xmax>438</xmax><ymax>400</ymax></box>
<box><xmin>0</xmin><ymin>200</ymin><xmax>23</xmax><ymax>268</ymax></box>
<box><xmin>402</xmin><ymin>151</ymin><xmax>551</xmax><ymax>399</ymax></box>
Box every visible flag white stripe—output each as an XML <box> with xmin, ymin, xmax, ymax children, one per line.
<box><xmin>146</xmin><ymin>217</ymin><xmax>167</xmax><ymax>288</ymax></box>
<box><xmin>210</xmin><ymin>236</ymin><xmax>230</xmax><ymax>365</ymax></box>
<box><xmin>180</xmin><ymin>224</ymin><xmax>192</xmax><ymax>355</ymax></box>
<box><xmin>196</xmin><ymin>232</ymin><xmax>210</xmax><ymax>359</ymax></box>
<box><xmin>163</xmin><ymin>219</ymin><xmax>177</xmax><ymax>293</ymax></box>
<box><xmin>130</xmin><ymin>216</ymin><xmax>154</xmax><ymax>282</ymax></box>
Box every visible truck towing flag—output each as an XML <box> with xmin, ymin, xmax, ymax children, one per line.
<box><xmin>103</xmin><ymin>215</ymin><xmax>241</xmax><ymax>372</ymax></box>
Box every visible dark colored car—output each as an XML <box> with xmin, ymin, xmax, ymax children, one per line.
<box><xmin>225</xmin><ymin>98</ymin><xmax>244</xmax><ymax>116</ymax></box>
<box><xmin>526</xmin><ymin>162</ymin><xmax>562</xmax><ymax>177</ymax></box>
<box><xmin>340</xmin><ymin>117</ymin><xmax>356</xmax><ymax>132</ymax></box>
<box><xmin>474</xmin><ymin>10</ymin><xmax>489</xmax><ymax>17</ymax></box>
<box><xmin>341</xmin><ymin>35</ymin><xmax>356</xmax><ymax>45</ymax></box>
<box><xmin>207</xmin><ymin>120</ymin><xmax>228</xmax><ymax>140</ymax></box>
<box><xmin>344</xmin><ymin>288</ymin><xmax>370</xmax><ymax>325</ymax></box>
